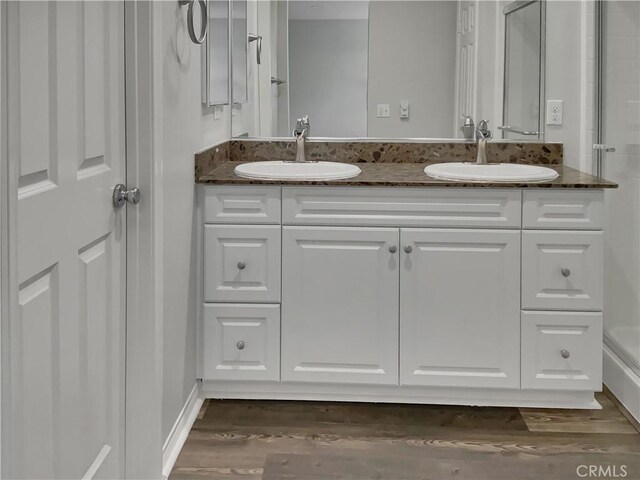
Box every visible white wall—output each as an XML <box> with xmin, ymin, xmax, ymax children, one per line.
<box><xmin>288</xmin><ymin>19</ymin><xmax>369</xmax><ymax>137</ymax></box>
<box><xmin>160</xmin><ymin>2</ymin><xmax>230</xmax><ymax>442</ymax></box>
<box><xmin>367</xmin><ymin>1</ymin><xmax>457</xmax><ymax>138</ymax></box>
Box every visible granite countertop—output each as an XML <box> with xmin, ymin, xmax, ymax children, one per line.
<box><xmin>197</xmin><ymin>161</ymin><xmax>618</xmax><ymax>189</ymax></box>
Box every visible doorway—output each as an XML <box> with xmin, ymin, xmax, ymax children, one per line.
<box><xmin>0</xmin><ymin>1</ymin><xmax>163</xmax><ymax>478</ymax></box>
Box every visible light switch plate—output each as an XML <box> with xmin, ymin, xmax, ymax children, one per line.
<box><xmin>400</xmin><ymin>101</ymin><xmax>410</xmax><ymax>119</ymax></box>
<box><xmin>377</xmin><ymin>104</ymin><xmax>390</xmax><ymax>118</ymax></box>
<box><xmin>546</xmin><ymin>100</ymin><xmax>563</xmax><ymax>125</ymax></box>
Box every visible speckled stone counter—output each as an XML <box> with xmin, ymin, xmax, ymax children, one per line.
<box><xmin>194</xmin><ymin>139</ymin><xmax>616</xmax><ymax>188</ymax></box>
<box><xmin>197</xmin><ymin>161</ymin><xmax>617</xmax><ymax>189</ymax></box>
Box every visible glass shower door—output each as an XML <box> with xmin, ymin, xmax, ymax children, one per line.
<box><xmin>599</xmin><ymin>0</ymin><xmax>640</xmax><ymax>370</ymax></box>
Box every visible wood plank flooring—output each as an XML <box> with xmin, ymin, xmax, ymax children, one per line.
<box><xmin>170</xmin><ymin>392</ymin><xmax>640</xmax><ymax>480</ymax></box>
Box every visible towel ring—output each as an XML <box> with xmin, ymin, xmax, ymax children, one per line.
<box><xmin>178</xmin><ymin>0</ymin><xmax>207</xmax><ymax>45</ymax></box>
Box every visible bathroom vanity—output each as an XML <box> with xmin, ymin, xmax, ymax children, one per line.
<box><xmin>195</xmin><ymin>149</ymin><xmax>617</xmax><ymax>409</ymax></box>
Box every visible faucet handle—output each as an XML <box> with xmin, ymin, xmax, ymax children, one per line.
<box><xmin>293</xmin><ymin>128</ymin><xmax>307</xmax><ymax>139</ymax></box>
<box><xmin>476</xmin><ymin>120</ymin><xmax>492</xmax><ymax>140</ymax></box>
<box><xmin>294</xmin><ymin>116</ymin><xmax>310</xmax><ymax>137</ymax></box>
<box><xmin>477</xmin><ymin>119</ymin><xmax>489</xmax><ymax>132</ymax></box>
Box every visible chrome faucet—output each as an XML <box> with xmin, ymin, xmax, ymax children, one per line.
<box><xmin>475</xmin><ymin>120</ymin><xmax>493</xmax><ymax>164</ymax></box>
<box><xmin>293</xmin><ymin>116</ymin><xmax>312</xmax><ymax>163</ymax></box>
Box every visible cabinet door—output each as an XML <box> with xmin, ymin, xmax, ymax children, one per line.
<box><xmin>400</xmin><ymin>229</ymin><xmax>521</xmax><ymax>388</ymax></box>
<box><xmin>282</xmin><ymin>227</ymin><xmax>399</xmax><ymax>385</ymax></box>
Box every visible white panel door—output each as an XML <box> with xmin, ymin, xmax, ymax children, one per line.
<box><xmin>400</xmin><ymin>228</ymin><xmax>520</xmax><ymax>388</ymax></box>
<box><xmin>281</xmin><ymin>226</ymin><xmax>399</xmax><ymax>385</ymax></box>
<box><xmin>5</xmin><ymin>2</ymin><xmax>126</xmax><ymax>479</ymax></box>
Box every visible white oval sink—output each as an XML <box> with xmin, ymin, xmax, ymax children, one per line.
<box><xmin>424</xmin><ymin>162</ymin><xmax>559</xmax><ymax>182</ymax></box>
<box><xmin>234</xmin><ymin>161</ymin><xmax>361</xmax><ymax>181</ymax></box>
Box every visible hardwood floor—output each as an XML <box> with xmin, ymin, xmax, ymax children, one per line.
<box><xmin>170</xmin><ymin>393</ymin><xmax>640</xmax><ymax>480</ymax></box>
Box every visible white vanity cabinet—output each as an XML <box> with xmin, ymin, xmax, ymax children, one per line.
<box><xmin>199</xmin><ymin>185</ymin><xmax>606</xmax><ymax>409</ymax></box>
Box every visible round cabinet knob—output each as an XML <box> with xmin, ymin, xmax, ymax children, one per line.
<box><xmin>389</xmin><ymin>245</ymin><xmax>397</xmax><ymax>254</ymax></box>
<box><xmin>561</xmin><ymin>268</ymin><xmax>571</xmax><ymax>278</ymax></box>
<box><xmin>237</xmin><ymin>341</ymin><xmax>246</xmax><ymax>350</ymax></box>
<box><xmin>404</xmin><ymin>245</ymin><xmax>413</xmax><ymax>254</ymax></box>
<box><xmin>237</xmin><ymin>261</ymin><xmax>246</xmax><ymax>270</ymax></box>
<box><xmin>561</xmin><ymin>349</ymin><xmax>570</xmax><ymax>359</ymax></box>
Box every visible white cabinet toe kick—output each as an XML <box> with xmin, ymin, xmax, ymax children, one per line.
<box><xmin>198</xmin><ymin>186</ymin><xmax>605</xmax><ymax>409</ymax></box>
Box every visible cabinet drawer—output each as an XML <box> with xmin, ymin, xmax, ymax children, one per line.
<box><xmin>283</xmin><ymin>187</ymin><xmax>521</xmax><ymax>228</ymax></box>
<box><xmin>201</xmin><ymin>304</ymin><xmax>280</xmax><ymax>381</ymax></box>
<box><xmin>523</xmin><ymin>190</ymin><xmax>603</xmax><ymax>230</ymax></box>
<box><xmin>522</xmin><ymin>231</ymin><xmax>603</xmax><ymax>311</ymax></box>
<box><xmin>521</xmin><ymin>311</ymin><xmax>602</xmax><ymax>390</ymax></box>
<box><xmin>204</xmin><ymin>225</ymin><xmax>281</xmax><ymax>302</ymax></box>
<box><xmin>203</xmin><ymin>186</ymin><xmax>281</xmax><ymax>224</ymax></box>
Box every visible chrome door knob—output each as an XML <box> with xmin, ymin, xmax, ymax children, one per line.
<box><xmin>389</xmin><ymin>245</ymin><xmax>397</xmax><ymax>254</ymax></box>
<box><xmin>237</xmin><ymin>261</ymin><xmax>246</xmax><ymax>270</ymax></box>
<box><xmin>237</xmin><ymin>341</ymin><xmax>245</xmax><ymax>350</ymax></box>
<box><xmin>561</xmin><ymin>349</ymin><xmax>570</xmax><ymax>359</ymax></box>
<box><xmin>561</xmin><ymin>268</ymin><xmax>571</xmax><ymax>277</ymax></box>
<box><xmin>113</xmin><ymin>184</ymin><xmax>141</xmax><ymax>209</ymax></box>
<box><xmin>404</xmin><ymin>245</ymin><xmax>413</xmax><ymax>254</ymax></box>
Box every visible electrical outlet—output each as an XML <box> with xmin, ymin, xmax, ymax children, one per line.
<box><xmin>546</xmin><ymin>100</ymin><xmax>563</xmax><ymax>126</ymax></box>
<box><xmin>377</xmin><ymin>104</ymin><xmax>390</xmax><ymax>118</ymax></box>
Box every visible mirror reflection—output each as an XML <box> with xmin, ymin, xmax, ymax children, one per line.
<box><xmin>206</xmin><ymin>0</ymin><xmax>230</xmax><ymax>106</ymax></box>
<box><xmin>230</xmin><ymin>0</ymin><xmax>547</xmax><ymax>140</ymax></box>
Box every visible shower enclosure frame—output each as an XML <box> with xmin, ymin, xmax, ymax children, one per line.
<box><xmin>594</xmin><ymin>0</ymin><xmax>640</xmax><ymax>424</ymax></box>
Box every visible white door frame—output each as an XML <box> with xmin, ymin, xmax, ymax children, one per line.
<box><xmin>0</xmin><ymin>2</ymin><xmax>165</xmax><ymax>477</ymax></box>
<box><xmin>0</xmin><ymin>1</ymin><xmax>7</xmax><ymax>475</ymax></box>
<box><xmin>124</xmin><ymin>1</ymin><xmax>164</xmax><ymax>478</ymax></box>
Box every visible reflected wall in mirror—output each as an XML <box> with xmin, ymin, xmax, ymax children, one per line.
<box><xmin>230</xmin><ymin>0</ymin><xmax>551</xmax><ymax>140</ymax></box>
<box><xmin>205</xmin><ymin>0</ymin><xmax>230</xmax><ymax>106</ymax></box>
<box><xmin>232</xmin><ymin>0</ymin><xmax>248</xmax><ymax>105</ymax></box>
<box><xmin>501</xmin><ymin>0</ymin><xmax>545</xmax><ymax>140</ymax></box>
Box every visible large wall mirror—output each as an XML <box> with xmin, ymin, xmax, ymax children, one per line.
<box><xmin>228</xmin><ymin>0</ymin><xmax>549</xmax><ymax>140</ymax></box>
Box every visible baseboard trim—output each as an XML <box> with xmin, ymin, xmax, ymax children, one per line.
<box><xmin>201</xmin><ymin>380</ymin><xmax>600</xmax><ymax>410</ymax></box>
<box><xmin>604</xmin><ymin>344</ymin><xmax>640</xmax><ymax>424</ymax></box>
<box><xmin>162</xmin><ymin>383</ymin><xmax>203</xmax><ymax>479</ymax></box>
